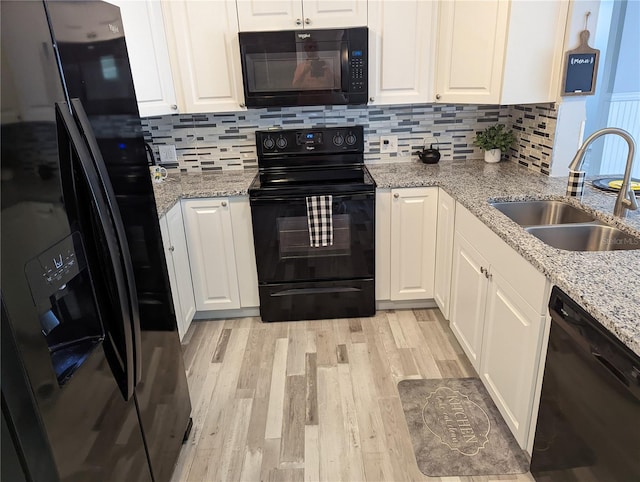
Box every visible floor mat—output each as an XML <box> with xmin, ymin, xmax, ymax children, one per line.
<box><xmin>397</xmin><ymin>377</ymin><xmax>529</xmax><ymax>477</ymax></box>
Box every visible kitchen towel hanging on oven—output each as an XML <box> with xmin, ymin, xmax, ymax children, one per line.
<box><xmin>306</xmin><ymin>195</ymin><xmax>333</xmax><ymax>247</ymax></box>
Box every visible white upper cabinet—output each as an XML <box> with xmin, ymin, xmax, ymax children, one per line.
<box><xmin>110</xmin><ymin>0</ymin><xmax>178</xmax><ymax>117</ymax></box>
<box><xmin>236</xmin><ymin>0</ymin><xmax>367</xmax><ymax>31</ymax></box>
<box><xmin>368</xmin><ymin>0</ymin><xmax>437</xmax><ymax>105</ymax></box>
<box><xmin>162</xmin><ymin>0</ymin><xmax>245</xmax><ymax>113</ymax></box>
<box><xmin>236</xmin><ymin>0</ymin><xmax>303</xmax><ymax>31</ymax></box>
<box><xmin>434</xmin><ymin>0</ymin><xmax>568</xmax><ymax>105</ymax></box>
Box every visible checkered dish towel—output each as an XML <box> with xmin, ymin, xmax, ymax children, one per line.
<box><xmin>306</xmin><ymin>195</ymin><xmax>333</xmax><ymax>247</ymax></box>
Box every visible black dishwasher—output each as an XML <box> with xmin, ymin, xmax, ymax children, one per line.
<box><xmin>530</xmin><ymin>286</ymin><xmax>640</xmax><ymax>481</ymax></box>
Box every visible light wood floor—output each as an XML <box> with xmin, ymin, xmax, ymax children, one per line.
<box><xmin>171</xmin><ymin>309</ymin><xmax>534</xmax><ymax>482</ymax></box>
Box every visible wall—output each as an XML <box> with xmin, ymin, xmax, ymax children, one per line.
<box><xmin>141</xmin><ymin>102</ymin><xmax>557</xmax><ymax>174</ymax></box>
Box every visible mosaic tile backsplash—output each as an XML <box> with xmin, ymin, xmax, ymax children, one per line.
<box><xmin>141</xmin><ymin>102</ymin><xmax>557</xmax><ymax>174</ymax></box>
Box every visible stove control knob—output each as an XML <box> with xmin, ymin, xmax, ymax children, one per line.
<box><xmin>263</xmin><ymin>137</ymin><xmax>275</xmax><ymax>150</ymax></box>
<box><xmin>276</xmin><ymin>136</ymin><xmax>288</xmax><ymax>149</ymax></box>
<box><xmin>333</xmin><ymin>134</ymin><xmax>344</xmax><ymax>146</ymax></box>
<box><xmin>346</xmin><ymin>133</ymin><xmax>357</xmax><ymax>146</ymax></box>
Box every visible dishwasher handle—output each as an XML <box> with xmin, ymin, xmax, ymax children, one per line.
<box><xmin>592</xmin><ymin>351</ymin><xmax>630</xmax><ymax>387</ymax></box>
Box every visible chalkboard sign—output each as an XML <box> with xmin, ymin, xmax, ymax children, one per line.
<box><xmin>562</xmin><ymin>30</ymin><xmax>599</xmax><ymax>96</ymax></box>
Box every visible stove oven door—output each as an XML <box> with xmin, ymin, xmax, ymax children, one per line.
<box><xmin>250</xmin><ymin>191</ymin><xmax>374</xmax><ymax>284</ymax></box>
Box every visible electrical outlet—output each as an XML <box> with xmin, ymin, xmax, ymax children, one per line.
<box><xmin>158</xmin><ymin>144</ymin><xmax>177</xmax><ymax>164</ymax></box>
<box><xmin>380</xmin><ymin>135</ymin><xmax>398</xmax><ymax>154</ymax></box>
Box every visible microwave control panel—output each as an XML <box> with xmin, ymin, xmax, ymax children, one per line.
<box><xmin>349</xmin><ymin>50</ymin><xmax>366</xmax><ymax>92</ymax></box>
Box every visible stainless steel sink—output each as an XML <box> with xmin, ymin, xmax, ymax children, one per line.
<box><xmin>490</xmin><ymin>200</ymin><xmax>596</xmax><ymax>226</ymax></box>
<box><xmin>525</xmin><ymin>224</ymin><xmax>640</xmax><ymax>251</ymax></box>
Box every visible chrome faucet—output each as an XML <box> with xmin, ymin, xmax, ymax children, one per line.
<box><xmin>567</xmin><ymin>127</ymin><xmax>638</xmax><ymax>217</ymax></box>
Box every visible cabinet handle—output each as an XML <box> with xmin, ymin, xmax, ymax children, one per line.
<box><xmin>480</xmin><ymin>266</ymin><xmax>485</xmax><ymax>274</ymax></box>
<box><xmin>169</xmin><ymin>246</ymin><xmax>175</xmax><ymax>252</ymax></box>
<box><xmin>170</xmin><ymin>104</ymin><xmax>178</xmax><ymax>110</ymax></box>
<box><xmin>393</xmin><ymin>193</ymin><xmax>399</xmax><ymax>199</ymax></box>
<box><xmin>435</xmin><ymin>94</ymin><xmax>441</xmax><ymax>100</ymax></box>
<box><xmin>221</xmin><ymin>201</ymin><xmax>227</xmax><ymax>207</ymax></box>
<box><xmin>304</xmin><ymin>18</ymin><xmax>311</xmax><ymax>25</ymax></box>
<box><xmin>239</xmin><ymin>103</ymin><xmax>245</xmax><ymax>108</ymax></box>
<box><xmin>296</xmin><ymin>18</ymin><xmax>302</xmax><ymax>25</ymax></box>
<box><xmin>369</xmin><ymin>97</ymin><xmax>374</xmax><ymax>102</ymax></box>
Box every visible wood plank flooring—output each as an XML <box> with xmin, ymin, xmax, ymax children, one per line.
<box><xmin>172</xmin><ymin>309</ymin><xmax>534</xmax><ymax>482</ymax></box>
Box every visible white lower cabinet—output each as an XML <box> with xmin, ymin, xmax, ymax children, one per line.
<box><xmin>390</xmin><ymin>187</ymin><xmax>438</xmax><ymax>300</ymax></box>
<box><xmin>434</xmin><ymin>188</ymin><xmax>455</xmax><ymax>318</ymax></box>
<box><xmin>449</xmin><ymin>203</ymin><xmax>549</xmax><ymax>448</ymax></box>
<box><xmin>182</xmin><ymin>197</ymin><xmax>259</xmax><ymax>313</ymax></box>
<box><xmin>159</xmin><ymin>202</ymin><xmax>195</xmax><ymax>340</ymax></box>
<box><xmin>183</xmin><ymin>198</ymin><xmax>240</xmax><ymax>311</ymax></box>
<box><xmin>375</xmin><ymin>189</ymin><xmax>392</xmax><ymax>301</ymax></box>
<box><xmin>450</xmin><ymin>232</ymin><xmax>488</xmax><ymax>369</ymax></box>
<box><xmin>376</xmin><ymin>187</ymin><xmax>439</xmax><ymax>302</ymax></box>
<box><xmin>480</xmin><ymin>270</ymin><xmax>546</xmax><ymax>448</ymax></box>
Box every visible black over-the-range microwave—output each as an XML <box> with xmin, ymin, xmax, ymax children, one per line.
<box><xmin>238</xmin><ymin>27</ymin><xmax>368</xmax><ymax>108</ymax></box>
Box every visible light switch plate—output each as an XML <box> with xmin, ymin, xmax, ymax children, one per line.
<box><xmin>380</xmin><ymin>135</ymin><xmax>398</xmax><ymax>154</ymax></box>
<box><xmin>158</xmin><ymin>144</ymin><xmax>177</xmax><ymax>163</ymax></box>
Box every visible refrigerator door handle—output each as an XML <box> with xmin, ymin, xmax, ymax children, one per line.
<box><xmin>55</xmin><ymin>101</ymin><xmax>136</xmax><ymax>400</ymax></box>
<box><xmin>69</xmin><ymin>98</ymin><xmax>142</xmax><ymax>387</ymax></box>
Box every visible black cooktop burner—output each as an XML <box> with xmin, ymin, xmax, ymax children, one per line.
<box><xmin>250</xmin><ymin>126</ymin><xmax>375</xmax><ymax>197</ymax></box>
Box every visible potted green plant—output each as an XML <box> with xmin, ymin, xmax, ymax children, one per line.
<box><xmin>473</xmin><ymin>124</ymin><xmax>516</xmax><ymax>163</ymax></box>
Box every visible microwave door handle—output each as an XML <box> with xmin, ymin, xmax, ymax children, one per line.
<box><xmin>69</xmin><ymin>98</ymin><xmax>142</xmax><ymax>387</ymax></box>
<box><xmin>341</xmin><ymin>42</ymin><xmax>349</xmax><ymax>92</ymax></box>
<box><xmin>55</xmin><ymin>102</ymin><xmax>136</xmax><ymax>400</ymax></box>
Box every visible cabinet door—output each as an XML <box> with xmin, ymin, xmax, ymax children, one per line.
<box><xmin>500</xmin><ymin>0</ymin><xmax>569</xmax><ymax>104</ymax></box>
<box><xmin>449</xmin><ymin>232</ymin><xmax>488</xmax><ymax>370</ymax></box>
<box><xmin>229</xmin><ymin>197</ymin><xmax>259</xmax><ymax>308</ymax></box>
<box><xmin>236</xmin><ymin>0</ymin><xmax>303</xmax><ymax>31</ymax></box>
<box><xmin>111</xmin><ymin>0</ymin><xmax>178</xmax><ymax>117</ymax></box>
<box><xmin>375</xmin><ymin>189</ymin><xmax>392</xmax><ymax>301</ymax></box>
<box><xmin>302</xmin><ymin>0</ymin><xmax>367</xmax><ymax>29</ymax></box>
<box><xmin>162</xmin><ymin>0</ymin><xmax>244</xmax><ymax>113</ymax></box>
<box><xmin>434</xmin><ymin>188</ymin><xmax>455</xmax><ymax>319</ymax></box>
<box><xmin>390</xmin><ymin>187</ymin><xmax>437</xmax><ymax>300</ymax></box>
<box><xmin>158</xmin><ymin>214</ymin><xmax>184</xmax><ymax>338</ymax></box>
<box><xmin>368</xmin><ymin>0</ymin><xmax>437</xmax><ymax>105</ymax></box>
<box><xmin>480</xmin><ymin>269</ymin><xmax>545</xmax><ymax>448</ymax></box>
<box><xmin>167</xmin><ymin>202</ymin><xmax>196</xmax><ymax>333</ymax></box>
<box><xmin>183</xmin><ymin>199</ymin><xmax>240</xmax><ymax>311</ymax></box>
<box><xmin>434</xmin><ymin>0</ymin><xmax>508</xmax><ymax>104</ymax></box>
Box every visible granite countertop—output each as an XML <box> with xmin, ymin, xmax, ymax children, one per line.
<box><xmin>152</xmin><ymin>159</ymin><xmax>640</xmax><ymax>357</ymax></box>
<box><xmin>152</xmin><ymin>169</ymin><xmax>258</xmax><ymax>216</ymax></box>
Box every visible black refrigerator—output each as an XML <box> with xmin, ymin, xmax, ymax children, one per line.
<box><xmin>0</xmin><ymin>1</ymin><xmax>191</xmax><ymax>481</ymax></box>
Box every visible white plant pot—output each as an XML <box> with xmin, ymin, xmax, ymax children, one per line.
<box><xmin>484</xmin><ymin>148</ymin><xmax>501</xmax><ymax>163</ymax></box>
